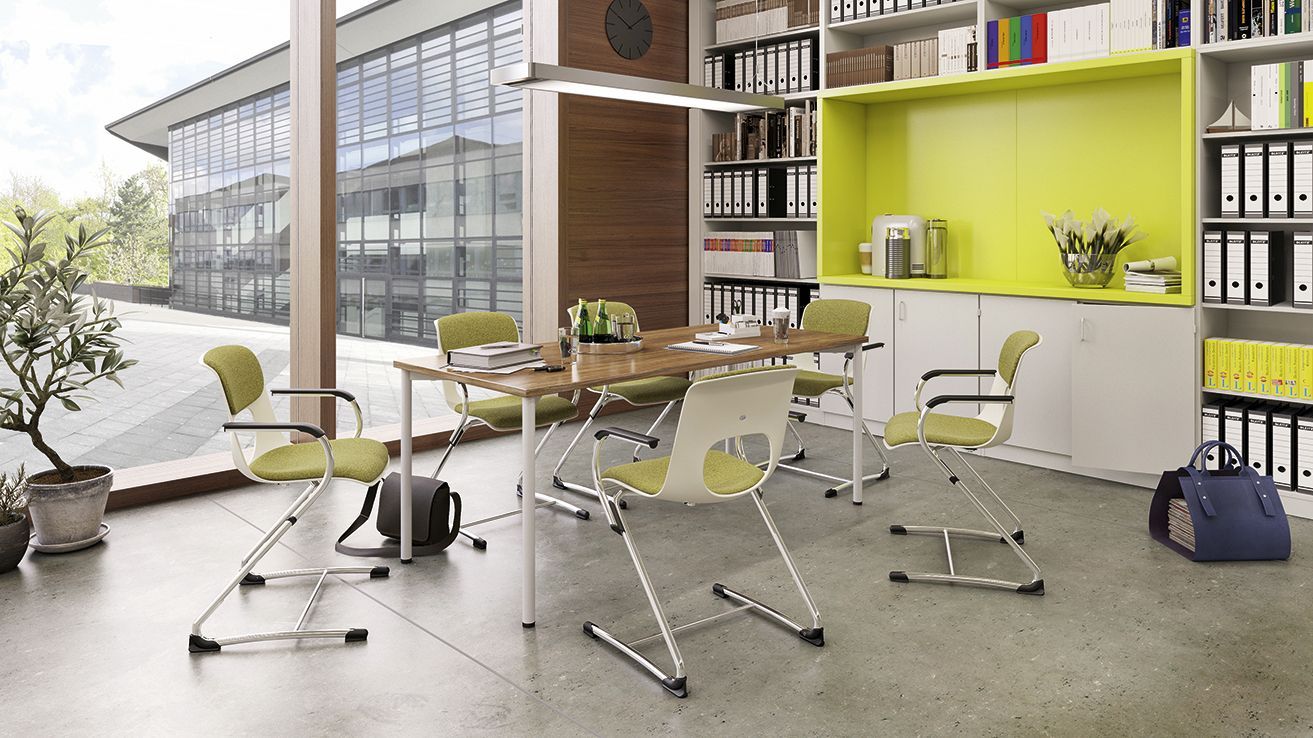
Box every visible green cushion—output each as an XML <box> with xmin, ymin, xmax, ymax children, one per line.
<box><xmin>592</xmin><ymin>376</ymin><xmax>691</xmax><ymax>405</ymax></box>
<box><xmin>456</xmin><ymin>394</ymin><xmax>578</xmax><ymax>430</ymax></box>
<box><xmin>884</xmin><ymin>411</ymin><xmax>998</xmax><ymax>449</ymax></box>
<box><xmin>250</xmin><ymin>437</ymin><xmax>389</xmax><ymax>484</ymax></box>
<box><xmin>436</xmin><ymin>311</ymin><xmax>518</xmax><ymax>352</ymax></box>
<box><xmin>203</xmin><ymin>345</ymin><xmax>266</xmax><ymax>415</ymax></box>
<box><xmin>801</xmin><ymin>299</ymin><xmax>870</xmax><ymax>336</ymax></box>
<box><xmin>696</xmin><ymin>364</ymin><xmax>794</xmax><ymax>383</ymax></box>
<box><xmin>998</xmin><ymin>330</ymin><xmax>1041</xmax><ymax>385</ymax></box>
<box><xmin>793</xmin><ymin>369</ymin><xmax>845</xmax><ymax>397</ymax></box>
<box><xmin>601</xmin><ymin>449</ymin><xmax>765</xmax><ymax>496</ymax></box>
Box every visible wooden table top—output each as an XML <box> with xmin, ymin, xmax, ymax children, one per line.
<box><xmin>393</xmin><ymin>324</ymin><xmax>868</xmax><ymax>398</ymax></box>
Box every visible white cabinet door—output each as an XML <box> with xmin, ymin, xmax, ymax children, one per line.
<box><xmin>979</xmin><ymin>296</ymin><xmax>1076</xmax><ymax>456</ymax></box>
<box><xmin>893</xmin><ymin>290</ymin><xmax>980</xmax><ymax>417</ymax></box>
<box><xmin>1071</xmin><ymin>304</ymin><xmax>1196</xmax><ymax>474</ymax></box>
<box><xmin>816</xmin><ymin>285</ymin><xmax>895</xmax><ymax>423</ymax></box>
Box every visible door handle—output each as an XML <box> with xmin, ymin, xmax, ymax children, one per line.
<box><xmin>1079</xmin><ymin>317</ymin><xmax>1088</xmax><ymax>342</ymax></box>
<box><xmin>898</xmin><ymin>301</ymin><xmax>906</xmax><ymax>321</ymax></box>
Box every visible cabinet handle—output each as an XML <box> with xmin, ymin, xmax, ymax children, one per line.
<box><xmin>898</xmin><ymin>301</ymin><xmax>906</xmax><ymax>321</ymax></box>
<box><xmin>1079</xmin><ymin>317</ymin><xmax>1088</xmax><ymax>342</ymax></box>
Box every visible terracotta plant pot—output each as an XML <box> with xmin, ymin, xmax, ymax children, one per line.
<box><xmin>27</xmin><ymin>465</ymin><xmax>113</xmax><ymax>550</ymax></box>
<box><xmin>0</xmin><ymin>513</ymin><xmax>29</xmax><ymax>573</ymax></box>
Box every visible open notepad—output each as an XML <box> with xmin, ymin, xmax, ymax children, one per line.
<box><xmin>665</xmin><ymin>341</ymin><xmax>759</xmax><ymax>356</ymax></box>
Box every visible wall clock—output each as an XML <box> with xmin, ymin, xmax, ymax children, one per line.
<box><xmin>605</xmin><ymin>0</ymin><xmax>653</xmax><ymax>60</ymax></box>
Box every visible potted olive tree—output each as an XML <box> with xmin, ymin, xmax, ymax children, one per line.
<box><xmin>0</xmin><ymin>466</ymin><xmax>28</xmax><ymax>572</ymax></box>
<box><xmin>0</xmin><ymin>208</ymin><xmax>136</xmax><ymax>551</ymax></box>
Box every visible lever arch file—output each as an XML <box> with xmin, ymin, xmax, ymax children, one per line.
<box><xmin>1248</xmin><ymin>231</ymin><xmax>1284</xmax><ymax>306</ymax></box>
<box><xmin>1299</xmin><ymin>412</ymin><xmax>1313</xmax><ymax>494</ymax></box>
<box><xmin>1268</xmin><ymin>142</ymin><xmax>1292</xmax><ymax>218</ymax></box>
<box><xmin>1246</xmin><ymin>404</ymin><xmax>1272</xmax><ymax>476</ymax></box>
<box><xmin>1295</xmin><ymin>142</ymin><xmax>1313</xmax><ymax>216</ymax></box>
<box><xmin>703</xmin><ymin>172</ymin><xmax>713</xmax><ymax>217</ymax></box>
<box><xmin>1295</xmin><ymin>232</ymin><xmax>1313</xmax><ymax>308</ymax></box>
<box><xmin>808</xmin><ymin>165</ymin><xmax>818</xmax><ymax>218</ymax></box>
<box><xmin>1272</xmin><ymin>406</ymin><xmax>1297</xmax><ymax>490</ymax></box>
<box><xmin>711</xmin><ymin>172</ymin><xmax>723</xmax><ymax>217</ymax></box>
<box><xmin>1243</xmin><ymin>143</ymin><xmax>1267</xmax><ymax>218</ymax></box>
<box><xmin>786</xmin><ymin>166</ymin><xmax>798</xmax><ymax>218</ymax></box>
<box><xmin>1221</xmin><ymin>144</ymin><xmax>1243</xmax><ymax>217</ymax></box>
<box><xmin>1203</xmin><ymin>230</ymin><xmax>1225</xmax><ymax>303</ymax></box>
<box><xmin>1223</xmin><ymin>403</ymin><xmax>1250</xmax><ymax>457</ymax></box>
<box><xmin>1202</xmin><ymin>401</ymin><xmax>1224</xmax><ymax>450</ymax></box>
<box><xmin>755</xmin><ymin>169</ymin><xmax>768</xmax><ymax>217</ymax></box>
<box><xmin>720</xmin><ymin>171</ymin><xmax>732</xmax><ymax>216</ymax></box>
<box><xmin>1226</xmin><ymin>230</ymin><xmax>1249</xmax><ymax>304</ymax></box>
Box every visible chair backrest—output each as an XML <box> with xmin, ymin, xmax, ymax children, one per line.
<box><xmin>800</xmin><ymin>299</ymin><xmax>871</xmax><ymax>336</ymax></box>
<box><xmin>201</xmin><ymin>345</ymin><xmax>281</xmax><ymax>478</ymax></box>
<box><xmin>434</xmin><ymin>311</ymin><xmax>520</xmax><ymax>410</ymax></box>
<box><xmin>655</xmin><ymin>365</ymin><xmax>799</xmax><ymax>505</ymax></box>
<box><xmin>978</xmin><ymin>330</ymin><xmax>1042</xmax><ymax>447</ymax></box>
<box><xmin>566</xmin><ymin>300</ymin><xmax>640</xmax><ymax>332</ymax></box>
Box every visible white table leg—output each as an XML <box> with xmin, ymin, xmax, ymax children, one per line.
<box><xmin>521</xmin><ymin>396</ymin><xmax>538</xmax><ymax>627</ymax></box>
<box><xmin>851</xmin><ymin>343</ymin><xmax>864</xmax><ymax>506</ymax></box>
<box><xmin>400</xmin><ymin>369</ymin><xmax>413</xmax><ymax>562</ymax></box>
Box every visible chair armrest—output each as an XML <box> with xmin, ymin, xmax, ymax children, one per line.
<box><xmin>270</xmin><ymin>388</ymin><xmax>363</xmax><ymax>438</ymax></box>
<box><xmin>923</xmin><ymin>394</ymin><xmax>1013</xmax><ymax>410</ymax></box>
<box><xmin>594</xmin><ymin>427</ymin><xmax>660</xmax><ymax>449</ymax></box>
<box><xmin>920</xmin><ymin>368</ymin><xmax>996</xmax><ymax>381</ymax></box>
<box><xmin>843</xmin><ymin>341</ymin><xmax>885</xmax><ymax>360</ymax></box>
<box><xmin>223</xmin><ymin>421</ymin><xmax>326</xmax><ymax>439</ymax></box>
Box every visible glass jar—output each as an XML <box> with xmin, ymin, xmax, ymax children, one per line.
<box><xmin>927</xmin><ymin>219</ymin><xmax>948</xmax><ymax>279</ymax></box>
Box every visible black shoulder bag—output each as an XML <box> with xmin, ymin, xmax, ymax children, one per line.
<box><xmin>336</xmin><ymin>472</ymin><xmax>461</xmax><ymax>557</ymax></box>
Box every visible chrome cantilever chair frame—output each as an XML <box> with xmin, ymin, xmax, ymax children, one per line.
<box><xmin>887</xmin><ymin>334</ymin><xmax>1045</xmax><ymax>595</ymax></box>
<box><xmin>191</xmin><ymin>357</ymin><xmax>388</xmax><ymax>654</ymax></box>
<box><xmin>582</xmin><ymin>367</ymin><xmax>822</xmax><ymax>699</ymax></box>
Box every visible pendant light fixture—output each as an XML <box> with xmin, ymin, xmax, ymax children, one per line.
<box><xmin>490</xmin><ymin>62</ymin><xmax>784</xmax><ymax>112</ymax></box>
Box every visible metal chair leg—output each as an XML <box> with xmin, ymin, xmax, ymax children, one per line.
<box><xmin>631</xmin><ymin>400</ymin><xmax>679</xmax><ymax>463</ymax></box>
<box><xmin>769</xmin><ymin>390</ymin><xmax>893</xmax><ymax>500</ymax></box>
<box><xmin>190</xmin><ymin>480</ymin><xmax>387</xmax><ymax>653</ymax></box>
<box><xmin>550</xmin><ymin>393</ymin><xmax>611</xmax><ymax>502</ymax></box>
<box><xmin>888</xmin><ymin>446</ymin><xmax>1044</xmax><ymax>595</ymax></box>
<box><xmin>515</xmin><ymin>418</ymin><xmax>591</xmax><ymax>519</ymax></box>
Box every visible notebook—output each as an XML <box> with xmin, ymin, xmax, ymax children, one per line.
<box><xmin>665</xmin><ymin>341</ymin><xmax>759</xmax><ymax>356</ymax></box>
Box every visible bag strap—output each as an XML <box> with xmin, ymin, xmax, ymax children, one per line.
<box><xmin>1182</xmin><ymin>463</ymin><xmax>1278</xmax><ymax>519</ymax></box>
<box><xmin>335</xmin><ymin>485</ymin><xmax>463</xmax><ymax>557</ymax></box>
<box><xmin>1181</xmin><ymin>466</ymin><xmax>1219</xmax><ymax>518</ymax></box>
<box><xmin>1236</xmin><ymin>465</ymin><xmax>1279</xmax><ymax>517</ymax></box>
<box><xmin>1187</xmin><ymin>440</ymin><xmax>1242</xmax><ymax>471</ymax></box>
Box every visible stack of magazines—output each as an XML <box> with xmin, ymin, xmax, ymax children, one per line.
<box><xmin>1124</xmin><ymin>270</ymin><xmax>1182</xmax><ymax>294</ymax></box>
<box><xmin>1167</xmin><ymin>498</ymin><xmax>1195</xmax><ymax>552</ymax></box>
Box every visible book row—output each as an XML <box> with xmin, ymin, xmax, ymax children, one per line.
<box><xmin>826</xmin><ymin>26</ymin><xmax>976</xmax><ymax>88</ymax></box>
<box><xmin>1203</xmin><ymin>338</ymin><xmax>1313</xmax><ymax>399</ymax></box>
<box><xmin>703</xmin><ymin>40</ymin><xmax>818</xmax><ymax>95</ymax></box>
<box><xmin>703</xmin><ymin>165</ymin><xmax>818</xmax><ymax>219</ymax></box>
<box><xmin>1201</xmin><ymin>401</ymin><xmax>1313</xmax><ymax>492</ymax></box>
<box><xmin>1203</xmin><ymin>231</ymin><xmax>1313</xmax><ymax>307</ymax></box>
<box><xmin>715</xmin><ymin>0</ymin><xmax>818</xmax><ymax>45</ymax></box>
<box><xmin>702</xmin><ymin>230</ymin><xmax>818</xmax><ymax>279</ymax></box>
<box><xmin>1249</xmin><ymin>61</ymin><xmax>1312</xmax><ymax>130</ymax></box>
<box><xmin>1201</xmin><ymin>0</ymin><xmax>1312</xmax><ymax>43</ymax></box>
<box><xmin>710</xmin><ymin>104</ymin><xmax>816</xmax><ymax>163</ymax></box>
<box><xmin>1219</xmin><ymin>141</ymin><xmax>1313</xmax><ymax>218</ymax></box>
<box><xmin>1108</xmin><ymin>0</ymin><xmax>1193</xmax><ymax>53</ymax></box>
<box><xmin>828</xmin><ymin>0</ymin><xmax>964</xmax><ymax>24</ymax></box>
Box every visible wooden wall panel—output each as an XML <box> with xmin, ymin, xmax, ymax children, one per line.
<box><xmin>556</xmin><ymin>0</ymin><xmax>689</xmax><ymax>330</ymax></box>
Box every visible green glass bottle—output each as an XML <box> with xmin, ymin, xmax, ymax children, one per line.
<box><xmin>576</xmin><ymin>298</ymin><xmax>593</xmax><ymax>343</ymax></box>
<box><xmin>594</xmin><ymin>299</ymin><xmax>613</xmax><ymax>343</ymax></box>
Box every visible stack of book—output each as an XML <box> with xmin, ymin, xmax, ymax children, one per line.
<box><xmin>893</xmin><ymin>37</ymin><xmax>939</xmax><ymax>81</ymax></box>
<box><xmin>1109</xmin><ymin>1</ymin><xmax>1193</xmax><ymax>53</ymax></box>
<box><xmin>826</xmin><ymin>45</ymin><xmax>893</xmax><ymax>87</ymax></box>
<box><xmin>1203</xmin><ymin>0</ymin><xmax>1310</xmax><ymax>43</ymax></box>
<box><xmin>1249</xmin><ymin>62</ymin><xmax>1311</xmax><ymax>130</ymax></box>
<box><xmin>772</xmin><ymin>230</ymin><xmax>819</xmax><ymax>279</ymax></box>
<box><xmin>703</xmin><ymin>230</ymin><xmax>817</xmax><ymax>279</ymax></box>
<box><xmin>1124</xmin><ymin>270</ymin><xmax>1182</xmax><ymax>294</ymax></box>
<box><xmin>1202</xmin><ymin>337</ymin><xmax>1313</xmax><ymax>399</ymax></box>
<box><xmin>1167</xmin><ymin>498</ymin><xmax>1196</xmax><ymax>553</ymax></box>
<box><xmin>937</xmin><ymin>25</ymin><xmax>979</xmax><ymax>77</ymax></box>
<box><xmin>715</xmin><ymin>0</ymin><xmax>817</xmax><ymax>45</ymax></box>
<box><xmin>711</xmin><ymin>103</ymin><xmax>817</xmax><ymax>162</ymax></box>
<box><xmin>447</xmin><ymin>341</ymin><xmax>541</xmax><ymax>370</ymax></box>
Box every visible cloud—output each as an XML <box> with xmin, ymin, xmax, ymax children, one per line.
<box><xmin>0</xmin><ymin>0</ymin><xmax>374</xmax><ymax>200</ymax></box>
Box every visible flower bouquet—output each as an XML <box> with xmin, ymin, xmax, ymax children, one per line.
<box><xmin>1042</xmin><ymin>208</ymin><xmax>1147</xmax><ymax>288</ymax></box>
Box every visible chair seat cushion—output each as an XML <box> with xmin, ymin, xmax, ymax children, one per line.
<box><xmin>601</xmin><ymin>449</ymin><xmax>765</xmax><ymax>496</ymax></box>
<box><xmin>250</xmin><ymin>437</ymin><xmax>389</xmax><ymax>484</ymax></box>
<box><xmin>884</xmin><ymin>411</ymin><xmax>998</xmax><ymax>449</ymax></box>
<box><xmin>590</xmin><ymin>376</ymin><xmax>691</xmax><ymax>406</ymax></box>
<box><xmin>456</xmin><ymin>394</ymin><xmax>578</xmax><ymax>431</ymax></box>
<box><xmin>793</xmin><ymin>369</ymin><xmax>845</xmax><ymax>397</ymax></box>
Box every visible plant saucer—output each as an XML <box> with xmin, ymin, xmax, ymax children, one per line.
<box><xmin>29</xmin><ymin>523</ymin><xmax>110</xmax><ymax>554</ymax></box>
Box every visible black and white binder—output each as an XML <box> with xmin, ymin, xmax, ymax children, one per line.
<box><xmin>756</xmin><ymin>48</ymin><xmax>768</xmax><ymax>93</ymax></box>
<box><xmin>856</xmin><ymin>0</ymin><xmax>868</xmax><ymax>17</ymax></box>
<box><xmin>786</xmin><ymin>166</ymin><xmax>798</xmax><ymax>218</ymax></box>
<box><xmin>800</xmin><ymin>39</ymin><xmax>813</xmax><ymax>91</ymax></box>
<box><xmin>1201</xmin><ymin>400</ymin><xmax>1224</xmax><ymax>449</ymax></box>
<box><xmin>1294</xmin><ymin>142</ymin><xmax>1313</xmax><ymax>216</ymax></box>
<box><xmin>1268</xmin><ymin>141</ymin><xmax>1292</xmax><ymax>217</ymax></box>
<box><xmin>787</xmin><ymin>41</ymin><xmax>800</xmax><ymax>93</ymax></box>
<box><xmin>1248</xmin><ymin>231</ymin><xmax>1284</xmax><ymax>306</ymax></box>
<box><xmin>1221</xmin><ymin>143</ymin><xmax>1243</xmax><ymax>217</ymax></box>
<box><xmin>713</xmin><ymin>56</ymin><xmax>724</xmax><ymax>89</ymax></box>
<box><xmin>703</xmin><ymin>56</ymin><xmax>714</xmax><ymax>87</ymax></box>
<box><xmin>711</xmin><ymin>172</ymin><xmax>723</xmax><ymax>217</ymax></box>
<box><xmin>1246</xmin><ymin>404</ymin><xmax>1272</xmax><ymax>476</ymax></box>
<box><xmin>1223</xmin><ymin>403</ymin><xmax>1249</xmax><ymax>457</ymax></box>
<box><xmin>720</xmin><ymin>171</ymin><xmax>732</xmax><ymax>216</ymax></box>
<box><xmin>831</xmin><ymin>0</ymin><xmax>842</xmax><ymax>23</ymax></box>
<box><xmin>755</xmin><ymin>169</ymin><xmax>768</xmax><ymax>217</ymax></box>
<box><xmin>1226</xmin><ymin>230</ymin><xmax>1249</xmax><ymax>305</ymax></box>
<box><xmin>1203</xmin><ymin>230</ymin><xmax>1225</xmax><ymax>303</ymax></box>
<box><xmin>842</xmin><ymin>0</ymin><xmax>854</xmax><ymax>21</ymax></box>
<box><xmin>765</xmin><ymin>46</ymin><xmax>777</xmax><ymax>94</ymax></box>
<box><xmin>703</xmin><ymin>172</ymin><xmax>714</xmax><ymax>217</ymax></box>
<box><xmin>1299</xmin><ymin>412</ymin><xmax>1313</xmax><ymax>494</ymax></box>
<box><xmin>734</xmin><ymin>52</ymin><xmax>745</xmax><ymax>92</ymax></box>
<box><xmin>732</xmin><ymin>171</ymin><xmax>744</xmax><ymax>216</ymax></box>
<box><xmin>1294</xmin><ymin>231</ymin><xmax>1313</xmax><ymax>308</ymax></box>
<box><xmin>808</xmin><ymin>164</ymin><xmax>818</xmax><ymax>218</ymax></box>
<box><xmin>1243</xmin><ymin>142</ymin><xmax>1267</xmax><ymax>217</ymax></box>
<box><xmin>1272</xmin><ymin>406</ymin><xmax>1297</xmax><ymax>490</ymax></box>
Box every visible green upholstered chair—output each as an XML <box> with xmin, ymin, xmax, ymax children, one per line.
<box><xmin>884</xmin><ymin>330</ymin><xmax>1045</xmax><ymax>596</ymax></box>
<box><xmin>779</xmin><ymin>298</ymin><xmax>892</xmax><ymax>501</ymax></box>
<box><xmin>190</xmin><ymin>345</ymin><xmax>390</xmax><ymax>654</ymax></box>
<box><xmin>582</xmin><ymin>366</ymin><xmax>823</xmax><ymax>699</ymax></box>
<box><xmin>429</xmin><ymin>311</ymin><xmax>589</xmax><ymax>526</ymax></box>
<box><xmin>550</xmin><ymin>301</ymin><xmax>692</xmax><ymax>504</ymax></box>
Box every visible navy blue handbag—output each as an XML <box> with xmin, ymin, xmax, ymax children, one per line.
<box><xmin>1149</xmin><ymin>441</ymin><xmax>1291</xmax><ymax>562</ymax></box>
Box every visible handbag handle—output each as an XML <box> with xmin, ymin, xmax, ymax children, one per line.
<box><xmin>1182</xmin><ymin>460</ymin><xmax>1278</xmax><ymax>519</ymax></box>
<box><xmin>1187</xmin><ymin>440</ymin><xmax>1242</xmax><ymax>472</ymax></box>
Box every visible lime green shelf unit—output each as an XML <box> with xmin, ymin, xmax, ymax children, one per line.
<box><xmin>817</xmin><ymin>49</ymin><xmax>1196</xmax><ymax>306</ymax></box>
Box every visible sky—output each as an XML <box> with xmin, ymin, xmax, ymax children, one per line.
<box><xmin>0</xmin><ymin>0</ymin><xmax>373</xmax><ymax>199</ymax></box>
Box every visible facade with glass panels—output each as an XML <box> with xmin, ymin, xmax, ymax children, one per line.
<box><xmin>166</xmin><ymin>1</ymin><xmax>523</xmax><ymax>344</ymax></box>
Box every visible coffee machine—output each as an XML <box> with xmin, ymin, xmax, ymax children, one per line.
<box><xmin>871</xmin><ymin>214</ymin><xmax>928</xmax><ymax>277</ymax></box>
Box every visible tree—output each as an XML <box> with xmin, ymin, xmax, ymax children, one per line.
<box><xmin>104</xmin><ymin>164</ymin><xmax>169</xmax><ymax>286</ymax></box>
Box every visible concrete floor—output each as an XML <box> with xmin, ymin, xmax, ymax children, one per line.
<box><xmin>3</xmin><ymin>408</ymin><xmax>1313</xmax><ymax>736</ymax></box>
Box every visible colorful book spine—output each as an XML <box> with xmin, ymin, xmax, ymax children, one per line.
<box><xmin>987</xmin><ymin>20</ymin><xmax>999</xmax><ymax>70</ymax></box>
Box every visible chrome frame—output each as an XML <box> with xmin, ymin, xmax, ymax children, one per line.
<box><xmin>581</xmin><ymin>434</ymin><xmax>824</xmax><ymax>699</ymax></box>
<box><xmin>887</xmin><ymin>397</ymin><xmax>1044</xmax><ymax>595</ymax></box>
<box><xmin>429</xmin><ymin>384</ymin><xmax>590</xmax><ymax>550</ymax></box>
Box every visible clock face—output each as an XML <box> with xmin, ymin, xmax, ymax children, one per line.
<box><xmin>606</xmin><ymin>0</ymin><xmax>653</xmax><ymax>60</ymax></box>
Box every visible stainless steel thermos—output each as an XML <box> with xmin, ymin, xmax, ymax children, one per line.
<box><xmin>885</xmin><ymin>225</ymin><xmax>910</xmax><ymax>279</ymax></box>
